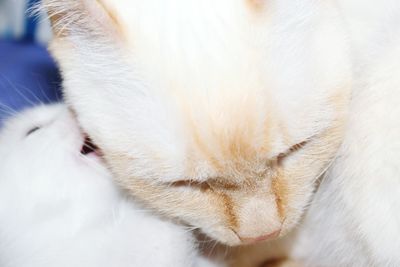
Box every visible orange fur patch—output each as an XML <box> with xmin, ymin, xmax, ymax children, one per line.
<box><xmin>271</xmin><ymin>172</ymin><xmax>288</xmax><ymax>221</ymax></box>
<box><xmin>218</xmin><ymin>192</ymin><xmax>239</xmax><ymax>229</ymax></box>
<box><xmin>186</xmin><ymin>101</ymin><xmax>273</xmax><ymax>181</ymax></box>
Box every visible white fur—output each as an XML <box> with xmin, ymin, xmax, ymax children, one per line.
<box><xmin>285</xmin><ymin>2</ymin><xmax>400</xmax><ymax>266</ymax></box>
<box><xmin>0</xmin><ymin>104</ymin><xmax>221</xmax><ymax>267</ymax></box>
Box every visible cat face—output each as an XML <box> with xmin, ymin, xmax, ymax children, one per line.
<box><xmin>45</xmin><ymin>0</ymin><xmax>352</xmax><ymax>245</ymax></box>
<box><xmin>0</xmin><ymin>104</ymin><xmax>114</xmax><ymax>206</ymax></box>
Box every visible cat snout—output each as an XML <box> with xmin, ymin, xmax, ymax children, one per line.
<box><xmin>230</xmin><ymin>187</ymin><xmax>284</xmax><ymax>245</ymax></box>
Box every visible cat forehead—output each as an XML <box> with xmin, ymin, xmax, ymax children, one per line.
<box><xmin>3</xmin><ymin>104</ymin><xmax>65</xmax><ymax>131</ymax></box>
<box><xmin>88</xmin><ymin>0</ymin><xmax>345</xmax><ymax>116</ymax></box>
<box><xmin>0</xmin><ymin>104</ymin><xmax>68</xmax><ymax>155</ymax></box>
<box><xmin>100</xmin><ymin>0</ymin><xmax>319</xmax><ymax>52</ymax></box>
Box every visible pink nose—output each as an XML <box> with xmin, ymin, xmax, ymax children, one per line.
<box><xmin>239</xmin><ymin>229</ymin><xmax>281</xmax><ymax>244</ymax></box>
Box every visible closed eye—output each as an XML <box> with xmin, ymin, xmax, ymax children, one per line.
<box><xmin>169</xmin><ymin>180</ymin><xmax>211</xmax><ymax>191</ymax></box>
<box><xmin>286</xmin><ymin>140</ymin><xmax>308</xmax><ymax>154</ymax></box>
<box><xmin>26</xmin><ymin>126</ymin><xmax>41</xmax><ymax>136</ymax></box>
<box><xmin>275</xmin><ymin>140</ymin><xmax>309</xmax><ymax>165</ymax></box>
<box><xmin>169</xmin><ymin>178</ymin><xmax>240</xmax><ymax>191</ymax></box>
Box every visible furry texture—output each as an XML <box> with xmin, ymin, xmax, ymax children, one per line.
<box><xmin>40</xmin><ymin>0</ymin><xmax>351</xmax><ymax>246</ymax></box>
<box><xmin>286</xmin><ymin>2</ymin><xmax>400</xmax><ymax>266</ymax></box>
<box><xmin>0</xmin><ymin>104</ymin><xmax>221</xmax><ymax>267</ymax></box>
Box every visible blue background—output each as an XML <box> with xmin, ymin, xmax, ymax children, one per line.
<box><xmin>0</xmin><ymin>40</ymin><xmax>62</xmax><ymax>126</ymax></box>
<box><xmin>0</xmin><ymin>0</ymin><xmax>61</xmax><ymax>126</ymax></box>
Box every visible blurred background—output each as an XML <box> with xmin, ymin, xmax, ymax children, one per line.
<box><xmin>0</xmin><ymin>0</ymin><xmax>61</xmax><ymax>126</ymax></box>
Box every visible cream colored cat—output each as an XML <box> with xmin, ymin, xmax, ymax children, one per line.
<box><xmin>42</xmin><ymin>0</ymin><xmax>351</xmax><ymax>247</ymax></box>
<box><xmin>41</xmin><ymin>0</ymin><xmax>400</xmax><ymax>266</ymax></box>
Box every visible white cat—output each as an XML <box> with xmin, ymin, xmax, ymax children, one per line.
<box><xmin>0</xmin><ymin>104</ymin><xmax>221</xmax><ymax>267</ymax></box>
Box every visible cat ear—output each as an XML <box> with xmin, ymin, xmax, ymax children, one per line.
<box><xmin>41</xmin><ymin>0</ymin><xmax>121</xmax><ymax>38</ymax></box>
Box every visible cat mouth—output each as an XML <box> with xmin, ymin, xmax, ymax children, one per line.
<box><xmin>80</xmin><ymin>135</ymin><xmax>101</xmax><ymax>157</ymax></box>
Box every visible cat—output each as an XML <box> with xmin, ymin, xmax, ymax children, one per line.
<box><xmin>40</xmin><ymin>0</ymin><xmax>400</xmax><ymax>266</ymax></box>
<box><xmin>0</xmin><ymin>103</ymin><xmax>221</xmax><ymax>267</ymax></box>
<box><xmin>41</xmin><ymin>0</ymin><xmax>351</xmax><ymax>248</ymax></box>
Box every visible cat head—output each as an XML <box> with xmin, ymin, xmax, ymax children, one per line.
<box><xmin>0</xmin><ymin>104</ymin><xmax>116</xmax><ymax>209</ymax></box>
<box><xmin>43</xmin><ymin>0</ymin><xmax>352</xmax><ymax>245</ymax></box>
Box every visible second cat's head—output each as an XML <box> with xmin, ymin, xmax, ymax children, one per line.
<box><xmin>0</xmin><ymin>104</ymin><xmax>117</xmax><ymax>212</ymax></box>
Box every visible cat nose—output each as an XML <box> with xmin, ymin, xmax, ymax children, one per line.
<box><xmin>239</xmin><ymin>229</ymin><xmax>281</xmax><ymax>244</ymax></box>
